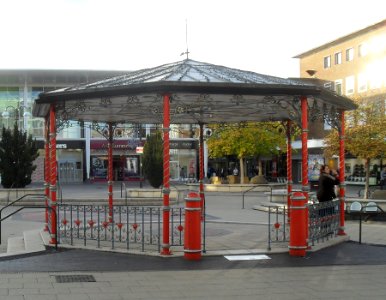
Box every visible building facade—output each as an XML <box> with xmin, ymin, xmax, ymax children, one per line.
<box><xmin>294</xmin><ymin>19</ymin><xmax>386</xmax><ymax>185</ymax></box>
<box><xmin>0</xmin><ymin>70</ymin><xmax>199</xmax><ymax>184</ymax></box>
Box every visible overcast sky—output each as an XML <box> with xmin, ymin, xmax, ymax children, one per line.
<box><xmin>0</xmin><ymin>0</ymin><xmax>384</xmax><ymax>78</ymax></box>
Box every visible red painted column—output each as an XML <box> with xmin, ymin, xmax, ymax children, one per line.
<box><xmin>301</xmin><ymin>96</ymin><xmax>310</xmax><ymax>247</ymax></box>
<box><xmin>184</xmin><ymin>192</ymin><xmax>202</xmax><ymax>260</ymax></box>
<box><xmin>338</xmin><ymin>110</ymin><xmax>346</xmax><ymax>235</ymax></box>
<box><xmin>161</xmin><ymin>94</ymin><xmax>171</xmax><ymax>255</ymax></box>
<box><xmin>289</xmin><ymin>96</ymin><xmax>308</xmax><ymax>256</ymax></box>
<box><xmin>49</xmin><ymin>105</ymin><xmax>57</xmax><ymax>244</ymax></box>
<box><xmin>44</xmin><ymin>118</ymin><xmax>50</xmax><ymax>231</ymax></box>
<box><xmin>300</xmin><ymin>96</ymin><xmax>309</xmax><ymax>203</ymax></box>
<box><xmin>286</xmin><ymin>120</ymin><xmax>292</xmax><ymax>222</ymax></box>
<box><xmin>108</xmin><ymin>123</ymin><xmax>114</xmax><ymax>223</ymax></box>
<box><xmin>199</xmin><ymin>123</ymin><xmax>205</xmax><ymax>218</ymax></box>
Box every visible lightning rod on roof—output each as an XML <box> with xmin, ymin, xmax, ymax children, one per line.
<box><xmin>180</xmin><ymin>19</ymin><xmax>190</xmax><ymax>59</ymax></box>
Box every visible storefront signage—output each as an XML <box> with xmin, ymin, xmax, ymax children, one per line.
<box><xmin>170</xmin><ymin>140</ymin><xmax>198</xmax><ymax>149</ymax></box>
<box><xmin>136</xmin><ymin>146</ymin><xmax>144</xmax><ymax>154</ymax></box>
<box><xmin>91</xmin><ymin>139</ymin><xmax>144</xmax><ymax>150</ymax></box>
<box><xmin>36</xmin><ymin>140</ymin><xmax>84</xmax><ymax>149</ymax></box>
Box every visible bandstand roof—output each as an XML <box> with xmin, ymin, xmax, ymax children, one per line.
<box><xmin>33</xmin><ymin>59</ymin><xmax>357</xmax><ymax>125</ymax></box>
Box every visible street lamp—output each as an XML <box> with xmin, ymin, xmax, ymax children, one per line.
<box><xmin>1</xmin><ymin>105</ymin><xmax>31</xmax><ymax>132</ymax></box>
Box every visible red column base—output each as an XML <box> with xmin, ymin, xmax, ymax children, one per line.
<box><xmin>184</xmin><ymin>251</ymin><xmax>201</xmax><ymax>260</ymax></box>
<box><xmin>338</xmin><ymin>229</ymin><xmax>346</xmax><ymax>236</ymax></box>
<box><xmin>161</xmin><ymin>247</ymin><xmax>172</xmax><ymax>255</ymax></box>
<box><xmin>289</xmin><ymin>248</ymin><xmax>306</xmax><ymax>257</ymax></box>
<box><xmin>49</xmin><ymin>238</ymin><xmax>57</xmax><ymax>245</ymax></box>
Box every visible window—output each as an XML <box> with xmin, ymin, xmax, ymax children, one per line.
<box><xmin>324</xmin><ymin>56</ymin><xmax>331</xmax><ymax>68</ymax></box>
<box><xmin>367</xmin><ymin>60</ymin><xmax>384</xmax><ymax>90</ymax></box>
<box><xmin>346</xmin><ymin>48</ymin><xmax>354</xmax><ymax>61</ymax></box>
<box><xmin>334</xmin><ymin>52</ymin><xmax>342</xmax><ymax>65</ymax></box>
<box><xmin>345</xmin><ymin>76</ymin><xmax>355</xmax><ymax>95</ymax></box>
<box><xmin>335</xmin><ymin>80</ymin><xmax>342</xmax><ymax>95</ymax></box>
<box><xmin>358</xmin><ymin>43</ymin><xmax>368</xmax><ymax>57</ymax></box>
<box><xmin>357</xmin><ymin>73</ymin><xmax>367</xmax><ymax>92</ymax></box>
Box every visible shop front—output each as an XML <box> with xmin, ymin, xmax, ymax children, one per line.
<box><xmin>90</xmin><ymin>138</ymin><xmax>198</xmax><ymax>182</ymax></box>
<box><xmin>90</xmin><ymin>139</ymin><xmax>143</xmax><ymax>181</ymax></box>
<box><xmin>32</xmin><ymin>140</ymin><xmax>85</xmax><ymax>183</ymax></box>
<box><xmin>170</xmin><ymin>139</ymin><xmax>198</xmax><ymax>182</ymax></box>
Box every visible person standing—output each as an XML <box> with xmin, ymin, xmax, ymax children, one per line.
<box><xmin>317</xmin><ymin>165</ymin><xmax>340</xmax><ymax>202</ymax></box>
<box><xmin>233</xmin><ymin>166</ymin><xmax>239</xmax><ymax>176</ymax></box>
<box><xmin>381</xmin><ymin>167</ymin><xmax>386</xmax><ymax>190</ymax></box>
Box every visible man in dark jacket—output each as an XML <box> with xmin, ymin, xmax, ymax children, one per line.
<box><xmin>317</xmin><ymin>165</ymin><xmax>340</xmax><ymax>202</ymax></box>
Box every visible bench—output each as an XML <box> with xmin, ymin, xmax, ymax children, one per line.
<box><xmin>347</xmin><ymin>200</ymin><xmax>385</xmax><ymax>244</ymax></box>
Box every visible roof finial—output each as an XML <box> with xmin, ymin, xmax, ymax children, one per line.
<box><xmin>180</xmin><ymin>19</ymin><xmax>190</xmax><ymax>59</ymax></box>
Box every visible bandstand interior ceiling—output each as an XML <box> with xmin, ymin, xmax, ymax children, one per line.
<box><xmin>33</xmin><ymin>59</ymin><xmax>357</xmax><ymax>125</ymax></box>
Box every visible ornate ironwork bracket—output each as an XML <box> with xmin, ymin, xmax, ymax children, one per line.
<box><xmin>281</xmin><ymin>96</ymin><xmax>302</xmax><ymax>127</ymax></box>
<box><xmin>55</xmin><ymin>101</ymin><xmax>89</xmax><ymax>132</ymax></box>
<box><xmin>323</xmin><ymin>104</ymin><xmax>342</xmax><ymax>131</ymax></box>
<box><xmin>90</xmin><ymin>122</ymin><xmax>118</xmax><ymax>140</ymax></box>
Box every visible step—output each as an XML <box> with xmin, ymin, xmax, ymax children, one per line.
<box><xmin>7</xmin><ymin>236</ymin><xmax>25</xmax><ymax>254</ymax></box>
<box><xmin>0</xmin><ymin>229</ymin><xmax>46</xmax><ymax>258</ymax></box>
<box><xmin>23</xmin><ymin>230</ymin><xmax>46</xmax><ymax>252</ymax></box>
<box><xmin>0</xmin><ymin>195</ymin><xmax>46</xmax><ymax>206</ymax></box>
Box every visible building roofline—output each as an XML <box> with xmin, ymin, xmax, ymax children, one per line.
<box><xmin>293</xmin><ymin>19</ymin><xmax>386</xmax><ymax>58</ymax></box>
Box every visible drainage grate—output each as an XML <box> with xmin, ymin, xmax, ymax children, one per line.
<box><xmin>55</xmin><ymin>275</ymin><xmax>96</xmax><ymax>283</ymax></box>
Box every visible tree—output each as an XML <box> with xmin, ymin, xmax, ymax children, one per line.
<box><xmin>142</xmin><ymin>131</ymin><xmax>163</xmax><ymax>188</ymax></box>
<box><xmin>324</xmin><ymin>99</ymin><xmax>386</xmax><ymax>198</ymax></box>
<box><xmin>0</xmin><ymin>123</ymin><xmax>39</xmax><ymax>188</ymax></box>
<box><xmin>207</xmin><ymin>122</ymin><xmax>288</xmax><ymax>183</ymax></box>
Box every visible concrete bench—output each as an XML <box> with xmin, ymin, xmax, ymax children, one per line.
<box><xmin>125</xmin><ymin>188</ymin><xmax>183</xmax><ymax>203</ymax></box>
<box><xmin>264</xmin><ymin>189</ymin><xmax>316</xmax><ymax>203</ymax></box>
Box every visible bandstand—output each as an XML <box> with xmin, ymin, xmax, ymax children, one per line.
<box><xmin>32</xmin><ymin>59</ymin><xmax>357</xmax><ymax>257</ymax></box>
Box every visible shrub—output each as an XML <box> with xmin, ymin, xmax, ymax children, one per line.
<box><xmin>142</xmin><ymin>131</ymin><xmax>163</xmax><ymax>188</ymax></box>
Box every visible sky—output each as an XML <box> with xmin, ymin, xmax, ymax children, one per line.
<box><xmin>0</xmin><ymin>0</ymin><xmax>384</xmax><ymax>78</ymax></box>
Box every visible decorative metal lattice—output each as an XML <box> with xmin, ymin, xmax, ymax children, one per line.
<box><xmin>57</xmin><ymin>204</ymin><xmax>185</xmax><ymax>252</ymax></box>
<box><xmin>323</xmin><ymin>104</ymin><xmax>342</xmax><ymax>130</ymax></box>
<box><xmin>308</xmin><ymin>199</ymin><xmax>340</xmax><ymax>245</ymax></box>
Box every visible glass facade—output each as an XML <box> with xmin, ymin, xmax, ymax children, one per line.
<box><xmin>0</xmin><ymin>70</ymin><xmax>200</xmax><ymax>184</ymax></box>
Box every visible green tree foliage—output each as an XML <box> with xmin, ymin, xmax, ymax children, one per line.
<box><xmin>324</xmin><ymin>99</ymin><xmax>386</xmax><ymax>198</ymax></box>
<box><xmin>0</xmin><ymin>123</ymin><xmax>39</xmax><ymax>188</ymax></box>
<box><xmin>142</xmin><ymin>131</ymin><xmax>163</xmax><ymax>188</ymax></box>
<box><xmin>207</xmin><ymin>122</ymin><xmax>288</xmax><ymax>182</ymax></box>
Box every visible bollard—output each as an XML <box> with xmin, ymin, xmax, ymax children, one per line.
<box><xmin>289</xmin><ymin>191</ymin><xmax>307</xmax><ymax>256</ymax></box>
<box><xmin>184</xmin><ymin>192</ymin><xmax>202</xmax><ymax>260</ymax></box>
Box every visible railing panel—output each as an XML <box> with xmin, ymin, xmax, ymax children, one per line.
<box><xmin>308</xmin><ymin>199</ymin><xmax>340</xmax><ymax>245</ymax></box>
<box><xmin>57</xmin><ymin>204</ymin><xmax>185</xmax><ymax>252</ymax></box>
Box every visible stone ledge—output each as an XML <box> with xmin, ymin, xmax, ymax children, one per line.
<box><xmin>186</xmin><ymin>183</ymin><xmax>286</xmax><ymax>193</ymax></box>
